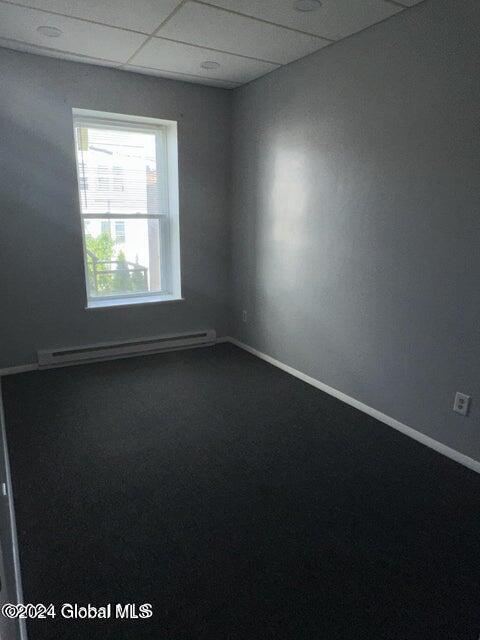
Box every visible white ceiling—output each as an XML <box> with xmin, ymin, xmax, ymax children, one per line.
<box><xmin>0</xmin><ymin>0</ymin><xmax>426</xmax><ymax>89</ymax></box>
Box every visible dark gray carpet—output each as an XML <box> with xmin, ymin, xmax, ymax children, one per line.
<box><xmin>2</xmin><ymin>343</ymin><xmax>479</xmax><ymax>639</ymax></box>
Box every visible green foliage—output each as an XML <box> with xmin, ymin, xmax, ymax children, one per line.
<box><xmin>112</xmin><ymin>250</ymin><xmax>132</xmax><ymax>293</ymax></box>
<box><xmin>86</xmin><ymin>232</ymin><xmax>115</xmax><ymax>262</ymax></box>
<box><xmin>85</xmin><ymin>232</ymin><xmax>115</xmax><ymax>294</ymax></box>
<box><xmin>86</xmin><ymin>230</ymin><xmax>149</xmax><ymax>296</ymax></box>
<box><xmin>131</xmin><ymin>261</ymin><xmax>148</xmax><ymax>292</ymax></box>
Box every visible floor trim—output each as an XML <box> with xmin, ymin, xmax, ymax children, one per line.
<box><xmin>224</xmin><ymin>337</ymin><xmax>480</xmax><ymax>475</ymax></box>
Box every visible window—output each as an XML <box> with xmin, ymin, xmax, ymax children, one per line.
<box><xmin>113</xmin><ymin>166</ymin><xmax>124</xmax><ymax>192</ymax></box>
<box><xmin>97</xmin><ymin>165</ymin><xmax>109</xmax><ymax>191</ymax></box>
<box><xmin>73</xmin><ymin>109</ymin><xmax>181</xmax><ymax>308</ymax></box>
<box><xmin>114</xmin><ymin>220</ymin><xmax>125</xmax><ymax>243</ymax></box>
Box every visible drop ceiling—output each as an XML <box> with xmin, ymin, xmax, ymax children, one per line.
<box><xmin>0</xmin><ymin>0</ymin><xmax>425</xmax><ymax>89</ymax></box>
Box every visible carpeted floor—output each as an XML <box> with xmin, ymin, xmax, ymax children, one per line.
<box><xmin>2</xmin><ymin>343</ymin><xmax>479</xmax><ymax>639</ymax></box>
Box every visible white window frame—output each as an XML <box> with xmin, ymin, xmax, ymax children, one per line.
<box><xmin>72</xmin><ymin>108</ymin><xmax>182</xmax><ymax>309</ymax></box>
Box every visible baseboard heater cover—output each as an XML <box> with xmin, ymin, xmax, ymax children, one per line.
<box><xmin>37</xmin><ymin>330</ymin><xmax>216</xmax><ymax>367</ymax></box>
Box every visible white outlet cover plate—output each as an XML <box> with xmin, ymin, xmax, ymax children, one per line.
<box><xmin>453</xmin><ymin>392</ymin><xmax>470</xmax><ymax>416</ymax></box>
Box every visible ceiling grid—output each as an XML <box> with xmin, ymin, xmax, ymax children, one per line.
<box><xmin>0</xmin><ymin>0</ymin><xmax>426</xmax><ymax>88</ymax></box>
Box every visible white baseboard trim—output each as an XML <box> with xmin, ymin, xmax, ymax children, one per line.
<box><xmin>224</xmin><ymin>337</ymin><xmax>480</xmax><ymax>474</ymax></box>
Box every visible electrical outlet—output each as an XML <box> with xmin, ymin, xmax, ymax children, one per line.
<box><xmin>453</xmin><ymin>392</ymin><xmax>470</xmax><ymax>416</ymax></box>
<box><xmin>242</xmin><ymin>310</ymin><xmax>248</xmax><ymax>323</ymax></box>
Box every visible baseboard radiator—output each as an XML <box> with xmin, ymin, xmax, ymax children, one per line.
<box><xmin>37</xmin><ymin>329</ymin><xmax>216</xmax><ymax>368</ymax></box>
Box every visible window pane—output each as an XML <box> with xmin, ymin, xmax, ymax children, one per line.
<box><xmin>84</xmin><ymin>218</ymin><xmax>162</xmax><ymax>297</ymax></box>
<box><xmin>75</xmin><ymin>126</ymin><xmax>168</xmax><ymax>216</ymax></box>
<box><xmin>114</xmin><ymin>220</ymin><xmax>125</xmax><ymax>243</ymax></box>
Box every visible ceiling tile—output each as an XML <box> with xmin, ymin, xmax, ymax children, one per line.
<box><xmin>206</xmin><ymin>0</ymin><xmax>401</xmax><ymax>40</ymax></box>
<box><xmin>0</xmin><ymin>3</ymin><xmax>146</xmax><ymax>62</ymax></box>
<box><xmin>3</xmin><ymin>0</ymin><xmax>183</xmax><ymax>34</ymax></box>
<box><xmin>158</xmin><ymin>1</ymin><xmax>329</xmax><ymax>65</ymax></box>
<box><xmin>0</xmin><ymin>37</ymin><xmax>121</xmax><ymax>66</ymax></box>
<box><xmin>123</xmin><ymin>65</ymin><xmax>240</xmax><ymax>89</ymax></box>
<box><xmin>131</xmin><ymin>38</ymin><xmax>279</xmax><ymax>84</ymax></box>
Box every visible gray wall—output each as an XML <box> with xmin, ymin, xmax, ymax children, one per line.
<box><xmin>0</xmin><ymin>48</ymin><xmax>231</xmax><ymax>368</ymax></box>
<box><xmin>1</xmin><ymin>0</ymin><xmax>479</xmax><ymax>460</ymax></box>
<box><xmin>230</xmin><ymin>0</ymin><xmax>480</xmax><ymax>460</ymax></box>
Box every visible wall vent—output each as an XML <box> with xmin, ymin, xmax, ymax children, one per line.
<box><xmin>37</xmin><ymin>330</ymin><xmax>216</xmax><ymax>368</ymax></box>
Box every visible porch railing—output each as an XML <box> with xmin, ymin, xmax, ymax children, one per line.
<box><xmin>87</xmin><ymin>249</ymin><xmax>148</xmax><ymax>295</ymax></box>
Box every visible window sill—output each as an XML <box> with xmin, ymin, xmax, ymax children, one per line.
<box><xmin>86</xmin><ymin>294</ymin><xmax>184</xmax><ymax>310</ymax></box>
